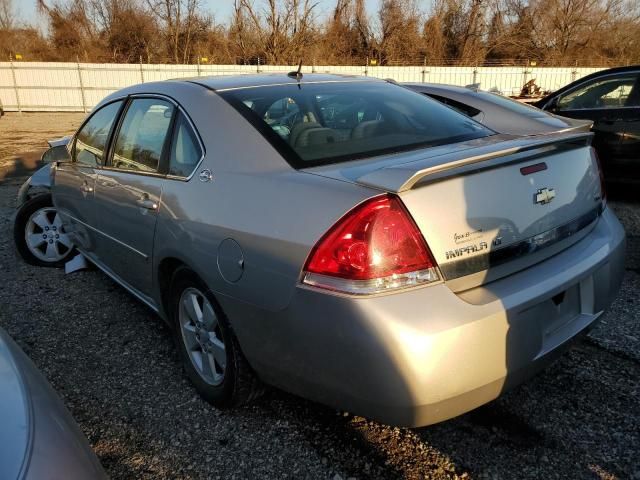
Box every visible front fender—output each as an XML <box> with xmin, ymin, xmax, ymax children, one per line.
<box><xmin>16</xmin><ymin>164</ymin><xmax>52</xmax><ymax>209</ymax></box>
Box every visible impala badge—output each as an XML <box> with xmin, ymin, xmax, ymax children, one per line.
<box><xmin>534</xmin><ymin>187</ymin><xmax>556</xmax><ymax>205</ymax></box>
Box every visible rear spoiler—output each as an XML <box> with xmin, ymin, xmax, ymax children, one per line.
<box><xmin>550</xmin><ymin>116</ymin><xmax>593</xmax><ymax>135</ymax></box>
<box><xmin>355</xmin><ymin>131</ymin><xmax>593</xmax><ymax>192</ymax></box>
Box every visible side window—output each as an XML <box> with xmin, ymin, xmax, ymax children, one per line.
<box><xmin>112</xmin><ymin>98</ymin><xmax>175</xmax><ymax>173</ymax></box>
<box><xmin>169</xmin><ymin>113</ymin><xmax>203</xmax><ymax>177</ymax></box>
<box><xmin>74</xmin><ymin>101</ymin><xmax>122</xmax><ymax>167</ymax></box>
<box><xmin>625</xmin><ymin>78</ymin><xmax>640</xmax><ymax>107</ymax></box>
<box><xmin>557</xmin><ymin>75</ymin><xmax>637</xmax><ymax>110</ymax></box>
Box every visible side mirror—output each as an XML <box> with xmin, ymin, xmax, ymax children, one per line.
<box><xmin>42</xmin><ymin>144</ymin><xmax>71</xmax><ymax>164</ymax></box>
<box><xmin>546</xmin><ymin>96</ymin><xmax>559</xmax><ymax>112</ymax></box>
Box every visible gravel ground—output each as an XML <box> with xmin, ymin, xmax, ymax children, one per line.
<box><xmin>0</xmin><ymin>114</ymin><xmax>639</xmax><ymax>479</ymax></box>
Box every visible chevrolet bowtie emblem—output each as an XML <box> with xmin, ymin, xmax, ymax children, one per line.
<box><xmin>535</xmin><ymin>188</ymin><xmax>556</xmax><ymax>205</ymax></box>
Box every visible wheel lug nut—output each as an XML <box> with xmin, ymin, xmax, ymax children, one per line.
<box><xmin>43</xmin><ymin>234</ymin><xmax>47</xmax><ymax>239</ymax></box>
<box><xmin>45</xmin><ymin>226</ymin><xmax>49</xmax><ymax>231</ymax></box>
<box><xmin>49</xmin><ymin>239</ymin><xmax>53</xmax><ymax>244</ymax></box>
<box><xmin>55</xmin><ymin>234</ymin><xmax>59</xmax><ymax>239</ymax></box>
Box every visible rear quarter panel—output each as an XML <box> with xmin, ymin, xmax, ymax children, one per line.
<box><xmin>151</xmin><ymin>85</ymin><xmax>377</xmax><ymax>313</ymax></box>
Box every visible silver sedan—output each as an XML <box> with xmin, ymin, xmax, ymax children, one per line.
<box><xmin>403</xmin><ymin>82</ymin><xmax>593</xmax><ymax>135</ymax></box>
<box><xmin>31</xmin><ymin>74</ymin><xmax>626</xmax><ymax>427</ymax></box>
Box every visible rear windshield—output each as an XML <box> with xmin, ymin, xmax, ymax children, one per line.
<box><xmin>218</xmin><ymin>81</ymin><xmax>492</xmax><ymax>168</ymax></box>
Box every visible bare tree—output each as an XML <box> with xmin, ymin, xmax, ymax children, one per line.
<box><xmin>0</xmin><ymin>0</ymin><xmax>16</xmax><ymax>30</ymax></box>
<box><xmin>323</xmin><ymin>0</ymin><xmax>362</xmax><ymax>63</ymax></box>
<box><xmin>37</xmin><ymin>0</ymin><xmax>99</xmax><ymax>60</ymax></box>
<box><xmin>146</xmin><ymin>0</ymin><xmax>204</xmax><ymax>63</ymax></box>
<box><xmin>377</xmin><ymin>0</ymin><xmax>424</xmax><ymax>64</ymax></box>
<box><xmin>423</xmin><ymin>10</ymin><xmax>446</xmax><ymax>62</ymax></box>
<box><xmin>237</xmin><ymin>0</ymin><xmax>318</xmax><ymax>64</ymax></box>
<box><xmin>2</xmin><ymin>0</ymin><xmax>639</xmax><ymax>65</ymax></box>
<box><xmin>229</xmin><ymin>0</ymin><xmax>253</xmax><ymax>62</ymax></box>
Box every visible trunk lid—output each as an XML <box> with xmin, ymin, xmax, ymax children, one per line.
<box><xmin>305</xmin><ymin>132</ymin><xmax>604</xmax><ymax>291</ymax></box>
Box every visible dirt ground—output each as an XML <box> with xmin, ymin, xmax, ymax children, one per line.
<box><xmin>0</xmin><ymin>112</ymin><xmax>85</xmax><ymax>178</ymax></box>
<box><xmin>0</xmin><ymin>113</ymin><xmax>638</xmax><ymax>479</ymax></box>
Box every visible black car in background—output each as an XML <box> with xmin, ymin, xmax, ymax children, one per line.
<box><xmin>535</xmin><ymin>66</ymin><xmax>640</xmax><ymax>183</ymax></box>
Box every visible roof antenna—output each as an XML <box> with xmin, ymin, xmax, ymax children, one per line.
<box><xmin>288</xmin><ymin>60</ymin><xmax>303</xmax><ymax>80</ymax></box>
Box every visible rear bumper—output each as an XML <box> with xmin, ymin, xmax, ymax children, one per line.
<box><xmin>223</xmin><ymin>207</ymin><xmax>626</xmax><ymax>427</ymax></box>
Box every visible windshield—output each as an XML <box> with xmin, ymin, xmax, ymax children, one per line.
<box><xmin>219</xmin><ymin>81</ymin><xmax>492</xmax><ymax>167</ymax></box>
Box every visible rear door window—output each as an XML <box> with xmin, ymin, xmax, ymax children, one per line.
<box><xmin>111</xmin><ymin>98</ymin><xmax>175</xmax><ymax>173</ymax></box>
<box><xmin>169</xmin><ymin>113</ymin><xmax>203</xmax><ymax>177</ymax></box>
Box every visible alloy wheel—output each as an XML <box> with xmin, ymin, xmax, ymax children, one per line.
<box><xmin>24</xmin><ymin>207</ymin><xmax>72</xmax><ymax>263</ymax></box>
<box><xmin>178</xmin><ymin>287</ymin><xmax>227</xmax><ymax>386</ymax></box>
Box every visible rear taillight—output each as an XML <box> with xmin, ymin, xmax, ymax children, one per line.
<box><xmin>302</xmin><ymin>194</ymin><xmax>440</xmax><ymax>295</ymax></box>
<box><xmin>591</xmin><ymin>147</ymin><xmax>607</xmax><ymax>206</ymax></box>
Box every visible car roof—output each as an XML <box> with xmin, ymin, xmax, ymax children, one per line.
<box><xmin>402</xmin><ymin>83</ymin><xmax>507</xmax><ymax>109</ymax></box>
<box><xmin>402</xmin><ymin>83</ymin><xmax>497</xmax><ymax>105</ymax></box>
<box><xmin>554</xmin><ymin>65</ymin><xmax>640</xmax><ymax>92</ymax></box>
<box><xmin>178</xmin><ymin>73</ymin><xmax>383</xmax><ymax>91</ymax></box>
<box><xmin>97</xmin><ymin>73</ymin><xmax>385</xmax><ymax>111</ymax></box>
<box><xmin>535</xmin><ymin>65</ymin><xmax>640</xmax><ymax>106</ymax></box>
<box><xmin>578</xmin><ymin>65</ymin><xmax>640</xmax><ymax>76</ymax></box>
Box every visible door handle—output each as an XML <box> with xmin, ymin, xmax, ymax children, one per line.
<box><xmin>600</xmin><ymin>117</ymin><xmax>621</xmax><ymax>125</ymax></box>
<box><xmin>136</xmin><ymin>197</ymin><xmax>158</xmax><ymax>211</ymax></box>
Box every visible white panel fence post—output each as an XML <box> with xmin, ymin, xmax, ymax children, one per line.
<box><xmin>77</xmin><ymin>61</ymin><xmax>87</xmax><ymax>113</ymax></box>
<box><xmin>10</xmin><ymin>59</ymin><xmax>21</xmax><ymax>113</ymax></box>
<box><xmin>421</xmin><ymin>57</ymin><xmax>428</xmax><ymax>83</ymax></box>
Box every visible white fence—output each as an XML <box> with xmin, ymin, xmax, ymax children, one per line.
<box><xmin>0</xmin><ymin>62</ymin><xmax>605</xmax><ymax>112</ymax></box>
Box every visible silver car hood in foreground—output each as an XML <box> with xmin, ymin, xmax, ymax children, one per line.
<box><xmin>0</xmin><ymin>328</ymin><xmax>107</xmax><ymax>480</ymax></box>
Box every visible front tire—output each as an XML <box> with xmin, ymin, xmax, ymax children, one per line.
<box><xmin>169</xmin><ymin>267</ymin><xmax>263</xmax><ymax>408</ymax></box>
<box><xmin>13</xmin><ymin>194</ymin><xmax>75</xmax><ymax>267</ymax></box>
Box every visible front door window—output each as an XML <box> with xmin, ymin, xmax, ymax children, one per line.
<box><xmin>111</xmin><ymin>99</ymin><xmax>175</xmax><ymax>172</ymax></box>
<box><xmin>557</xmin><ymin>76</ymin><xmax>638</xmax><ymax>110</ymax></box>
<box><xmin>74</xmin><ymin>101</ymin><xmax>123</xmax><ymax>167</ymax></box>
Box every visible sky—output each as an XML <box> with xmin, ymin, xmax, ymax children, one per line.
<box><xmin>17</xmin><ymin>0</ymin><xmax>388</xmax><ymax>27</ymax></box>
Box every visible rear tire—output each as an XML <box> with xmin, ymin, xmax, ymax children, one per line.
<box><xmin>169</xmin><ymin>267</ymin><xmax>263</xmax><ymax>408</ymax></box>
<box><xmin>13</xmin><ymin>194</ymin><xmax>75</xmax><ymax>268</ymax></box>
